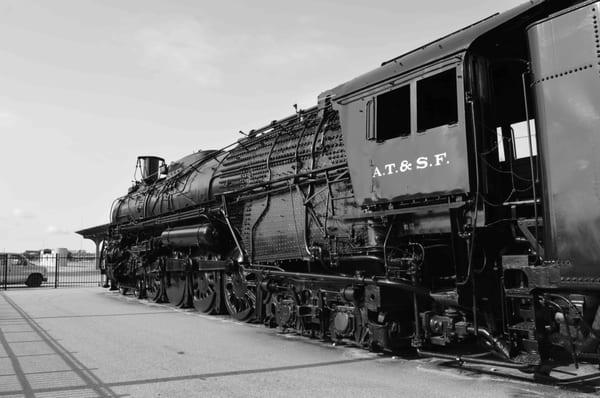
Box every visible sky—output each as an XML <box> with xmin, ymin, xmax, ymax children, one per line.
<box><xmin>0</xmin><ymin>0</ymin><xmax>528</xmax><ymax>252</ymax></box>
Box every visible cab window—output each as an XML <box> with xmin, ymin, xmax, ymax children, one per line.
<box><xmin>496</xmin><ymin>120</ymin><xmax>537</xmax><ymax>162</ymax></box>
<box><xmin>511</xmin><ymin>120</ymin><xmax>537</xmax><ymax>159</ymax></box>
<box><xmin>374</xmin><ymin>84</ymin><xmax>411</xmax><ymax>141</ymax></box>
<box><xmin>417</xmin><ymin>68</ymin><xmax>458</xmax><ymax>131</ymax></box>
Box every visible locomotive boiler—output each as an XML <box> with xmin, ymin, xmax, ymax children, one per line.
<box><xmin>79</xmin><ymin>0</ymin><xmax>600</xmax><ymax>373</ymax></box>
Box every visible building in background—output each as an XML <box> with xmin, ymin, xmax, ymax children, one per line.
<box><xmin>39</xmin><ymin>248</ymin><xmax>69</xmax><ymax>268</ymax></box>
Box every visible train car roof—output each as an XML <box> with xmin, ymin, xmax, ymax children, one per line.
<box><xmin>325</xmin><ymin>0</ymin><xmax>545</xmax><ymax>101</ymax></box>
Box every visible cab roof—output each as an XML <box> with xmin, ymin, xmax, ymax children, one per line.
<box><xmin>324</xmin><ymin>0</ymin><xmax>546</xmax><ymax>101</ymax></box>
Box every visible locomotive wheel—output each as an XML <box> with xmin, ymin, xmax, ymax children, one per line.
<box><xmin>133</xmin><ymin>276</ymin><xmax>146</xmax><ymax>299</ymax></box>
<box><xmin>193</xmin><ymin>271</ymin><xmax>223</xmax><ymax>314</ymax></box>
<box><xmin>165</xmin><ymin>272</ymin><xmax>186</xmax><ymax>307</ymax></box>
<box><xmin>144</xmin><ymin>270</ymin><xmax>161</xmax><ymax>301</ymax></box>
<box><xmin>267</xmin><ymin>294</ymin><xmax>297</xmax><ymax>330</ymax></box>
<box><xmin>223</xmin><ymin>269</ymin><xmax>256</xmax><ymax>322</ymax></box>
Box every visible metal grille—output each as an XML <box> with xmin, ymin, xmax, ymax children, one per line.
<box><xmin>252</xmin><ymin>189</ymin><xmax>307</xmax><ymax>262</ymax></box>
<box><xmin>1</xmin><ymin>253</ymin><xmax>101</xmax><ymax>290</ymax></box>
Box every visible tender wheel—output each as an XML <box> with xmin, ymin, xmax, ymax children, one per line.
<box><xmin>223</xmin><ymin>268</ymin><xmax>256</xmax><ymax>322</ymax></box>
<box><xmin>193</xmin><ymin>271</ymin><xmax>223</xmax><ymax>314</ymax></box>
<box><xmin>25</xmin><ymin>273</ymin><xmax>43</xmax><ymax>287</ymax></box>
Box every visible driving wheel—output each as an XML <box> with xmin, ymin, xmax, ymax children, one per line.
<box><xmin>193</xmin><ymin>271</ymin><xmax>224</xmax><ymax>314</ymax></box>
<box><xmin>223</xmin><ymin>268</ymin><xmax>256</xmax><ymax>322</ymax></box>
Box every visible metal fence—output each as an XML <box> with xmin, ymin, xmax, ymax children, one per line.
<box><xmin>1</xmin><ymin>253</ymin><xmax>102</xmax><ymax>289</ymax></box>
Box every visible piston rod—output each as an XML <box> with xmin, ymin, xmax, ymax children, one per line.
<box><xmin>261</xmin><ymin>270</ymin><xmax>430</xmax><ymax>296</ymax></box>
<box><xmin>417</xmin><ymin>349</ymin><xmax>533</xmax><ymax>370</ymax></box>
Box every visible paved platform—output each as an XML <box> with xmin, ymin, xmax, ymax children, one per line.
<box><xmin>0</xmin><ymin>288</ymin><xmax>598</xmax><ymax>397</ymax></box>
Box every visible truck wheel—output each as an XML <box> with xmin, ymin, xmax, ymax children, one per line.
<box><xmin>26</xmin><ymin>274</ymin><xmax>43</xmax><ymax>287</ymax></box>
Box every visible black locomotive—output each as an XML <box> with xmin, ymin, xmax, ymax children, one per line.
<box><xmin>79</xmin><ymin>0</ymin><xmax>600</xmax><ymax>372</ymax></box>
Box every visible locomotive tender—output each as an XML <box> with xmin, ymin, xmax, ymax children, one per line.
<box><xmin>79</xmin><ymin>0</ymin><xmax>600</xmax><ymax>371</ymax></box>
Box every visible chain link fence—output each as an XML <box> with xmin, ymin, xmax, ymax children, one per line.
<box><xmin>1</xmin><ymin>253</ymin><xmax>102</xmax><ymax>289</ymax></box>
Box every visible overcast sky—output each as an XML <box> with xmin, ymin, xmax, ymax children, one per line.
<box><xmin>0</xmin><ymin>0</ymin><xmax>527</xmax><ymax>252</ymax></box>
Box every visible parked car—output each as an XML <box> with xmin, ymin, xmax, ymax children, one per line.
<box><xmin>0</xmin><ymin>253</ymin><xmax>48</xmax><ymax>287</ymax></box>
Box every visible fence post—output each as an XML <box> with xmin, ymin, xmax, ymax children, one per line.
<box><xmin>54</xmin><ymin>254</ymin><xmax>59</xmax><ymax>288</ymax></box>
<box><xmin>2</xmin><ymin>253</ymin><xmax>6</xmax><ymax>291</ymax></box>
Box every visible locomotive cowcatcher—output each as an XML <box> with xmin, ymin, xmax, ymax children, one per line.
<box><xmin>79</xmin><ymin>0</ymin><xmax>600</xmax><ymax>373</ymax></box>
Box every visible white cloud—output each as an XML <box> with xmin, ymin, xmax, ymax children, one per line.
<box><xmin>132</xmin><ymin>16</ymin><xmax>340</xmax><ymax>86</ymax></box>
<box><xmin>46</xmin><ymin>225</ymin><xmax>71</xmax><ymax>235</ymax></box>
<box><xmin>135</xmin><ymin>18</ymin><xmax>222</xmax><ymax>86</ymax></box>
<box><xmin>12</xmin><ymin>208</ymin><xmax>35</xmax><ymax>219</ymax></box>
<box><xmin>226</xmin><ymin>27</ymin><xmax>340</xmax><ymax>69</ymax></box>
<box><xmin>0</xmin><ymin>111</ymin><xmax>18</xmax><ymax>128</ymax></box>
<box><xmin>253</xmin><ymin>37</ymin><xmax>339</xmax><ymax>67</ymax></box>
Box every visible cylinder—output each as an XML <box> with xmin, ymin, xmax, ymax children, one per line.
<box><xmin>160</xmin><ymin>224</ymin><xmax>221</xmax><ymax>248</ymax></box>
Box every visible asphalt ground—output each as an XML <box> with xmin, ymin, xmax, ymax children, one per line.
<box><xmin>0</xmin><ymin>288</ymin><xmax>598</xmax><ymax>398</ymax></box>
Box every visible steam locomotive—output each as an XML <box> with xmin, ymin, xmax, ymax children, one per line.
<box><xmin>79</xmin><ymin>0</ymin><xmax>600</xmax><ymax>372</ymax></box>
